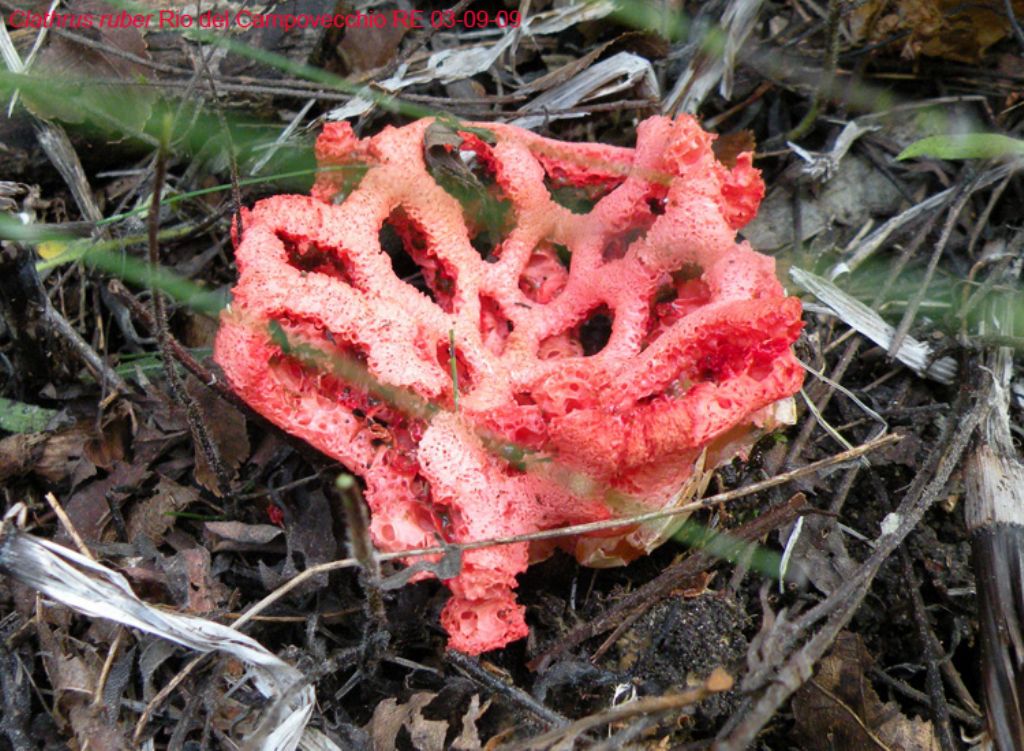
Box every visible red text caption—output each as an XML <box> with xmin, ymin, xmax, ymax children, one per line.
<box><xmin>7</xmin><ymin>8</ymin><xmax>522</xmax><ymax>30</ymax></box>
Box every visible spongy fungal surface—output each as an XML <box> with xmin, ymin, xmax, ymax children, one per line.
<box><xmin>214</xmin><ymin>116</ymin><xmax>804</xmax><ymax>654</ymax></box>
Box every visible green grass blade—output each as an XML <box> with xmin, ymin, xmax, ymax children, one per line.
<box><xmin>897</xmin><ymin>133</ymin><xmax>1024</xmax><ymax>161</ymax></box>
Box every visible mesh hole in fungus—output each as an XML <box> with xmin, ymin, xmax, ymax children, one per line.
<box><xmin>674</xmin><ymin>262</ymin><xmax>704</xmax><ymax>282</ymax></box>
<box><xmin>553</xmin><ymin>243</ymin><xmax>571</xmax><ymax>268</ymax></box>
<box><xmin>266</xmin><ymin>316</ymin><xmax>389</xmax><ymax>421</ymax></box>
<box><xmin>519</xmin><ymin>244</ymin><xmax>569</xmax><ymax>304</ymax></box>
<box><xmin>601</xmin><ymin>226</ymin><xmax>650</xmax><ymax>262</ymax></box>
<box><xmin>380</xmin><ymin>208</ymin><xmax>457</xmax><ymax>312</ymax></box>
<box><xmin>579</xmin><ymin>305</ymin><xmax>613</xmax><ymax>356</ymax></box>
<box><xmin>479</xmin><ymin>295</ymin><xmax>513</xmax><ymax>355</ymax></box>
<box><xmin>600</xmin><ymin>195</ymin><xmax>660</xmax><ymax>261</ymax></box>
<box><xmin>436</xmin><ymin>339</ymin><xmax>475</xmax><ymax>396</ymax></box>
<box><xmin>535</xmin><ymin>305</ymin><xmax>614</xmax><ymax>360</ymax></box>
<box><xmin>423</xmin><ymin>126</ymin><xmax>514</xmax><ymax>263</ymax></box>
<box><xmin>642</xmin><ymin>263</ymin><xmax>711</xmax><ymax>349</ymax></box>
<box><xmin>543</xmin><ymin>175</ymin><xmax>603</xmax><ymax>215</ymax></box>
<box><xmin>278</xmin><ymin>231</ymin><xmax>360</xmax><ymax>287</ymax></box>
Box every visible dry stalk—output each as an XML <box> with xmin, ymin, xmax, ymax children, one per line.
<box><xmin>965</xmin><ymin>345</ymin><xmax>1024</xmax><ymax>751</ymax></box>
<box><xmin>146</xmin><ymin>139</ymin><xmax>232</xmax><ymax>497</ymax></box>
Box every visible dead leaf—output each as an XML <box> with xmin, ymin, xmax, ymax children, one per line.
<box><xmin>340</xmin><ymin>23</ymin><xmax>409</xmax><ymax>73</ymax></box>
<box><xmin>36</xmin><ymin>615</ymin><xmax>130</xmax><ymax>749</ymax></box>
<box><xmin>451</xmin><ymin>694</ymin><xmax>490</xmax><ymax>750</ymax></box>
<box><xmin>851</xmin><ymin>0</ymin><xmax>1024</xmax><ymax>63</ymax></box>
<box><xmin>712</xmin><ymin>130</ymin><xmax>757</xmax><ymax>169</ymax></box>
<box><xmin>186</xmin><ymin>378</ymin><xmax>250</xmax><ymax>496</ymax></box>
<box><xmin>61</xmin><ymin>460</ymin><xmax>150</xmax><ymax>545</ymax></box>
<box><xmin>138</xmin><ymin>639</ymin><xmax>178</xmax><ymax>701</ymax></box>
<box><xmin>83</xmin><ymin>402</ymin><xmax>132</xmax><ymax>470</ymax></box>
<box><xmin>205</xmin><ymin>520</ymin><xmax>283</xmax><ymax>551</ymax></box>
<box><xmin>125</xmin><ymin>476</ymin><xmax>198</xmax><ymax>543</ymax></box>
<box><xmin>366</xmin><ymin>693</ymin><xmax>451</xmax><ymax>751</ymax></box>
<box><xmin>277</xmin><ymin>487</ymin><xmax>338</xmax><ymax>592</ymax></box>
<box><xmin>364</xmin><ymin>689</ymin><xmax>491</xmax><ymax>751</ymax></box>
<box><xmin>130</xmin><ymin>395</ymin><xmax>189</xmax><ymax>468</ymax></box>
<box><xmin>25</xmin><ymin>0</ymin><xmax>155</xmax><ymax>132</ymax></box>
<box><xmin>792</xmin><ymin>631</ymin><xmax>941</xmax><ymax>751</ymax></box>
<box><xmin>0</xmin><ymin>423</ymin><xmax>94</xmax><ymax>484</ymax></box>
<box><xmin>163</xmin><ymin>547</ymin><xmax>226</xmax><ymax>613</ymax></box>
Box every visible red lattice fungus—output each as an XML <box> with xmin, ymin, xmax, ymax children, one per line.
<box><xmin>214</xmin><ymin>116</ymin><xmax>804</xmax><ymax>654</ymax></box>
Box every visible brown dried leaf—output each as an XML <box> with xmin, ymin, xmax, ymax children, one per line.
<box><xmin>851</xmin><ymin>0</ymin><xmax>1024</xmax><ymax>63</ymax></box>
<box><xmin>205</xmin><ymin>520</ymin><xmax>283</xmax><ymax>551</ymax></box>
<box><xmin>367</xmin><ymin>693</ymin><xmax>449</xmax><ymax>751</ymax></box>
<box><xmin>66</xmin><ymin>704</ymin><xmax>131</xmax><ymax>751</ymax></box>
<box><xmin>59</xmin><ymin>460</ymin><xmax>150</xmax><ymax>545</ymax></box>
<box><xmin>451</xmin><ymin>694</ymin><xmax>490</xmax><ymax>750</ymax></box>
<box><xmin>163</xmin><ymin>547</ymin><xmax>226</xmax><ymax>613</ymax></box>
<box><xmin>792</xmin><ymin>631</ymin><xmax>941</xmax><ymax>751</ymax></box>
<box><xmin>712</xmin><ymin>130</ymin><xmax>757</xmax><ymax>169</ymax></box>
<box><xmin>186</xmin><ymin>378</ymin><xmax>250</xmax><ymax>496</ymax></box>
<box><xmin>125</xmin><ymin>476</ymin><xmax>198</xmax><ymax>543</ymax></box>
<box><xmin>365</xmin><ymin>690</ymin><xmax>490</xmax><ymax>751</ymax></box>
<box><xmin>518</xmin><ymin>39</ymin><xmax>615</xmax><ymax>95</ymax></box>
<box><xmin>0</xmin><ymin>423</ymin><xmax>95</xmax><ymax>485</ymax></box>
<box><xmin>82</xmin><ymin>409</ymin><xmax>130</xmax><ymax>470</ymax></box>
<box><xmin>280</xmin><ymin>488</ymin><xmax>338</xmax><ymax>590</ymax></box>
<box><xmin>25</xmin><ymin>0</ymin><xmax>155</xmax><ymax>131</ymax></box>
<box><xmin>36</xmin><ymin>617</ymin><xmax>130</xmax><ymax>749</ymax></box>
<box><xmin>340</xmin><ymin>23</ymin><xmax>409</xmax><ymax>73</ymax></box>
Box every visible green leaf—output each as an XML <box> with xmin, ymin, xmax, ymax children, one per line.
<box><xmin>897</xmin><ymin>133</ymin><xmax>1024</xmax><ymax>161</ymax></box>
<box><xmin>0</xmin><ymin>397</ymin><xmax>61</xmax><ymax>433</ymax></box>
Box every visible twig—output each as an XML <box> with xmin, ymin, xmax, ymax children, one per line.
<box><xmin>132</xmin><ymin>655</ymin><xmax>206</xmax><ymax>744</ymax></box>
<box><xmin>887</xmin><ymin>182</ymin><xmax>973</xmax><ymax>362</ymax></box>
<box><xmin>447</xmin><ymin>650</ymin><xmax>569</xmax><ymax>729</ymax></box>
<box><xmin>832</xmin><ymin>164</ymin><xmax>1013</xmax><ymax>277</ymax></box>
<box><xmin>1005</xmin><ymin>0</ymin><xmax>1024</xmax><ymax>52</ymax></box>
<box><xmin>106</xmin><ymin>280</ymin><xmax>232</xmax><ymax>398</ymax></box>
<box><xmin>146</xmin><ymin>135</ymin><xmax>232</xmax><ymax>498</ymax></box>
<box><xmin>507</xmin><ymin>669</ymin><xmax>733</xmax><ymax>750</ymax></box>
<box><xmin>378</xmin><ymin>0</ymin><xmax>477</xmax><ymax>81</ymax></box>
<box><xmin>38</xmin><ymin>292</ymin><xmax>129</xmax><ymax>395</ymax></box>
<box><xmin>91</xmin><ymin>626</ymin><xmax>124</xmax><ymax>707</ymax></box>
<box><xmin>43</xmin><ymin>492</ymin><xmax>93</xmax><ymax>560</ymax></box>
<box><xmin>251</xmin><ymin>99</ymin><xmax>316</xmax><ymax>176</ymax></box>
<box><xmin>336</xmin><ymin>474</ymin><xmax>390</xmax><ymax>672</ymax></box>
<box><xmin>714</xmin><ymin>375</ymin><xmax>991</xmax><ymax>750</ymax></box>
<box><xmin>783</xmin><ymin>337</ymin><xmax>861</xmax><ymax>471</ymax></box>
<box><xmin>193</xmin><ymin>43</ymin><xmax>243</xmax><ymax>238</ymax></box>
<box><xmin>528</xmin><ymin>493</ymin><xmax>807</xmax><ymax>671</ymax></box>
<box><xmin>900</xmin><ymin>548</ymin><xmax>957</xmax><ymax>751</ymax></box>
<box><xmin>869</xmin><ymin>667</ymin><xmax>981</xmax><ymax>727</ymax></box>
<box><xmin>235</xmin><ymin>436</ymin><xmax>896</xmax><ymax>628</ymax></box>
<box><xmin>966</xmin><ymin>170</ymin><xmax>1012</xmax><ymax>258</ymax></box>
<box><xmin>785</xmin><ymin>0</ymin><xmax>841</xmax><ymax>142</ymax></box>
<box><xmin>965</xmin><ymin>297</ymin><xmax>1024</xmax><ymax>749</ymax></box>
